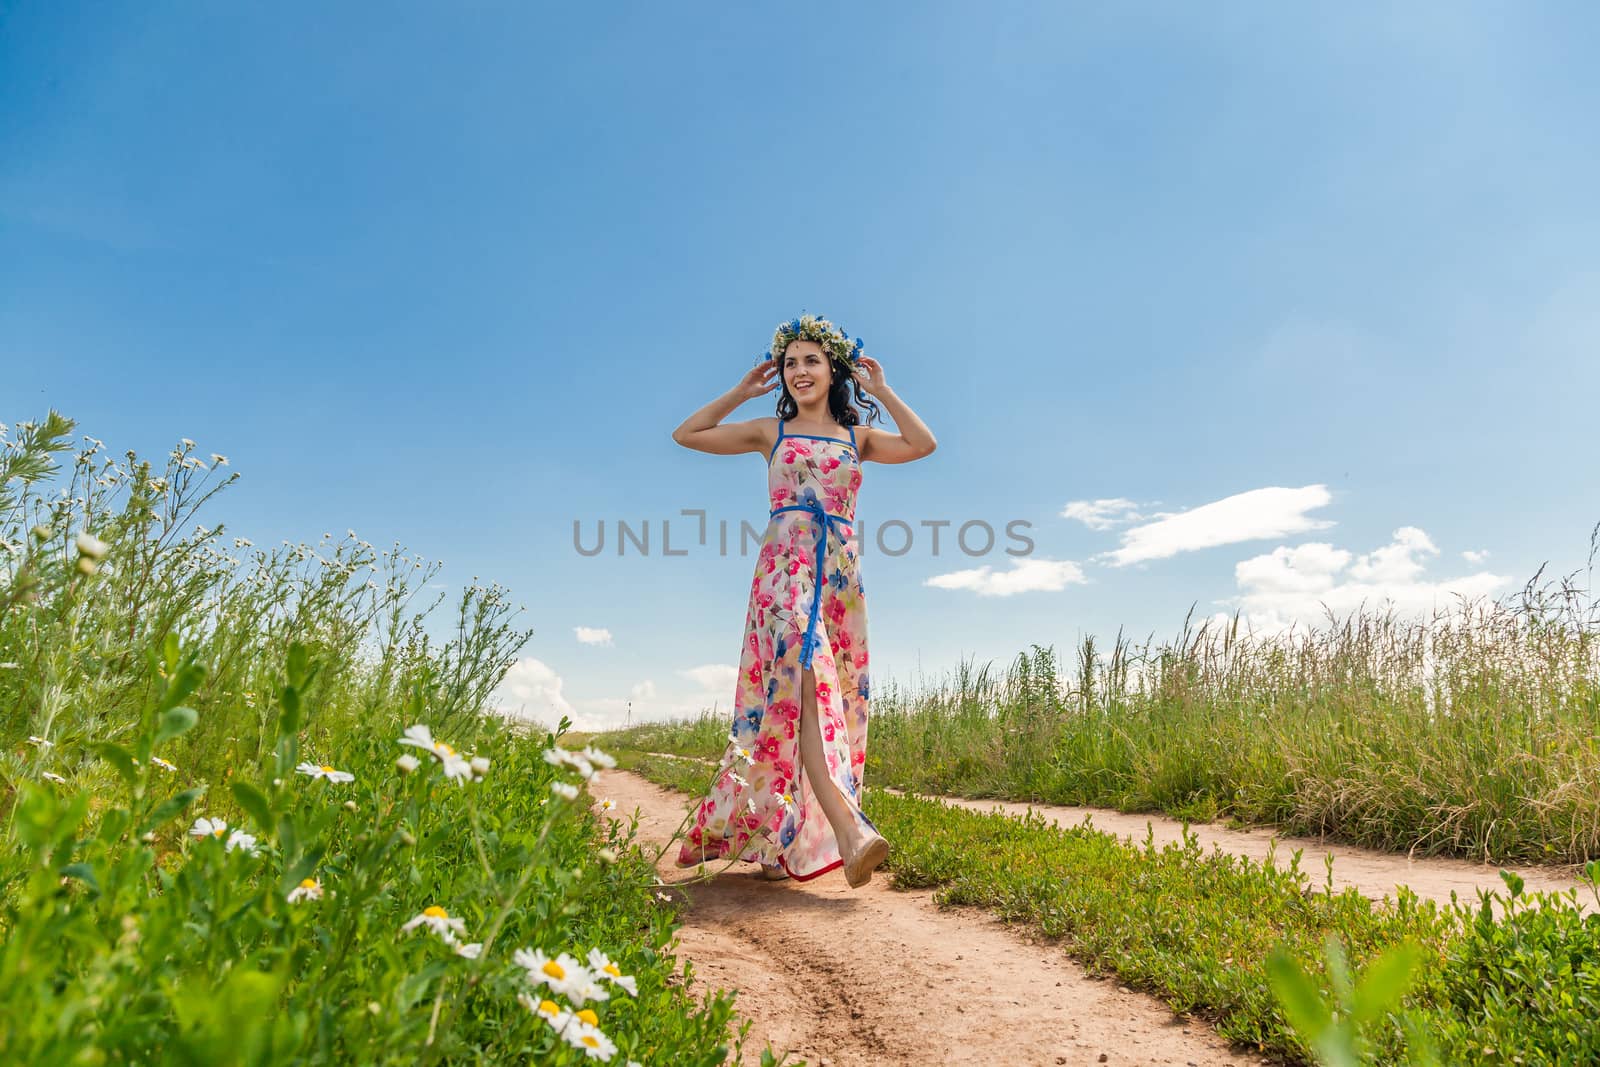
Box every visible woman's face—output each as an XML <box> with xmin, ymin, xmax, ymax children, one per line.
<box><xmin>782</xmin><ymin>340</ymin><xmax>831</xmax><ymax>402</ymax></box>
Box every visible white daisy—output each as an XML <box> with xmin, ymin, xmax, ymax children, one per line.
<box><xmin>295</xmin><ymin>761</ymin><xmax>355</xmax><ymax>783</ymax></box>
<box><xmin>562</xmin><ymin>1017</ymin><xmax>618</xmax><ymax>1061</ymax></box>
<box><xmin>514</xmin><ymin>948</ymin><xmax>604</xmax><ymax>1004</ymax></box>
<box><xmin>518</xmin><ymin>992</ymin><xmax>573</xmax><ymax>1034</ymax></box>
<box><xmin>454</xmin><ymin>942</ymin><xmax>484</xmax><ymax>960</ymax></box>
<box><xmin>402</xmin><ymin>905</ymin><xmax>467</xmax><ymax>944</ymax></box>
<box><xmin>151</xmin><ymin>756</ymin><xmax>177</xmax><ymax>772</ymax></box>
<box><xmin>598</xmin><ymin>798</ymin><xmax>617</xmax><ymax>812</ymax></box>
<box><xmin>190</xmin><ymin>816</ymin><xmax>228</xmax><ymax>840</ymax></box>
<box><xmin>586</xmin><ymin>947</ymin><xmax>639</xmax><ymax>996</ymax></box>
<box><xmin>551</xmin><ymin>781</ymin><xmax>579</xmax><ymax>801</ymax></box>
<box><xmin>27</xmin><ymin>735</ymin><xmax>52</xmax><ymax>749</ymax></box>
<box><xmin>287</xmin><ymin>877</ymin><xmax>324</xmax><ymax>902</ymax></box>
<box><xmin>468</xmin><ymin>756</ymin><xmax>490</xmax><ymax>780</ymax></box>
<box><xmin>580</xmin><ymin>745</ymin><xmax>617</xmax><ymax>770</ymax></box>
<box><xmin>42</xmin><ymin>771</ymin><xmax>67</xmax><ymax>784</ymax></box>
<box><xmin>543</xmin><ymin>746</ymin><xmax>597</xmax><ymax>780</ymax></box>
<box><xmin>225</xmin><ymin>830</ymin><xmax>259</xmax><ymax>855</ymax></box>
<box><xmin>397</xmin><ymin>723</ymin><xmax>463</xmax><ymax>762</ymax></box>
<box><xmin>395</xmin><ymin>754</ymin><xmax>420</xmax><ymax>774</ymax></box>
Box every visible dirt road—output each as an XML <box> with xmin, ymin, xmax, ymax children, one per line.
<box><xmin>599</xmin><ymin>770</ymin><xmax>1270</xmax><ymax>1067</ymax></box>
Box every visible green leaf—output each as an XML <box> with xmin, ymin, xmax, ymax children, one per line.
<box><xmin>279</xmin><ymin>685</ymin><xmax>302</xmax><ymax>735</ymax></box>
<box><xmin>154</xmin><ymin>705</ymin><xmax>199</xmax><ymax>746</ymax></box>
<box><xmin>1266</xmin><ymin>946</ymin><xmax>1332</xmax><ymax>1041</ymax></box>
<box><xmin>159</xmin><ymin>662</ymin><xmax>206</xmax><ymax>713</ymax></box>
<box><xmin>59</xmin><ymin>861</ymin><xmax>101</xmax><ymax>894</ymax></box>
<box><xmin>93</xmin><ymin>741</ymin><xmax>140</xmax><ymax>787</ymax></box>
<box><xmin>1350</xmin><ymin>943</ymin><xmax>1421</xmax><ymax>1026</ymax></box>
<box><xmin>286</xmin><ymin>641</ymin><xmax>310</xmax><ymax>689</ymax></box>
<box><xmin>139</xmin><ymin>785</ymin><xmax>207</xmax><ymax>834</ymax></box>
<box><xmin>161</xmin><ymin>631</ymin><xmax>180</xmax><ymax>673</ymax></box>
<box><xmin>232</xmin><ymin>780</ymin><xmax>274</xmax><ymax>830</ymax></box>
<box><xmin>1499</xmin><ymin>869</ymin><xmax>1525</xmax><ymax>898</ymax></box>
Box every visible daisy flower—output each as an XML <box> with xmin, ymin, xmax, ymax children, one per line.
<box><xmin>225</xmin><ymin>830</ymin><xmax>259</xmax><ymax>855</ymax></box>
<box><xmin>598</xmin><ymin>798</ymin><xmax>617</xmax><ymax>812</ymax></box>
<box><xmin>42</xmin><ymin>771</ymin><xmax>67</xmax><ymax>784</ymax></box>
<box><xmin>562</xmin><ymin>1018</ymin><xmax>618</xmax><ymax>1061</ymax></box>
<box><xmin>295</xmin><ymin>761</ymin><xmax>355</xmax><ymax>783</ymax></box>
<box><xmin>518</xmin><ymin>992</ymin><xmax>573</xmax><ymax>1033</ymax></box>
<box><xmin>580</xmin><ymin>745</ymin><xmax>617</xmax><ymax>770</ymax></box>
<box><xmin>551</xmin><ymin>781</ymin><xmax>579</xmax><ymax>801</ymax></box>
<box><xmin>587</xmin><ymin>948</ymin><xmax>639</xmax><ymax>996</ymax></box>
<box><xmin>514</xmin><ymin>948</ymin><xmax>605</xmax><ymax>1004</ymax></box>
<box><xmin>151</xmin><ymin>756</ymin><xmax>177</xmax><ymax>772</ymax></box>
<box><xmin>395</xmin><ymin>754</ymin><xmax>420</xmax><ymax>774</ymax></box>
<box><xmin>454</xmin><ymin>942</ymin><xmax>484</xmax><ymax>960</ymax></box>
<box><xmin>402</xmin><ymin>905</ymin><xmax>467</xmax><ymax>944</ymax></box>
<box><xmin>287</xmin><ymin>877</ymin><xmax>324</xmax><ymax>903</ymax></box>
<box><xmin>190</xmin><ymin>816</ymin><xmax>228</xmax><ymax>840</ymax></box>
<box><xmin>27</xmin><ymin>735</ymin><xmax>52</xmax><ymax>749</ymax></box>
<box><xmin>542</xmin><ymin>746</ymin><xmax>597</xmax><ymax>780</ymax></box>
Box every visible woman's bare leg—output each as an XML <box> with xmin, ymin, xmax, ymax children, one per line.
<box><xmin>799</xmin><ymin>666</ymin><xmax>864</xmax><ymax>857</ymax></box>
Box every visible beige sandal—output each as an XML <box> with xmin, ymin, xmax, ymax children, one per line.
<box><xmin>843</xmin><ymin>832</ymin><xmax>890</xmax><ymax>888</ymax></box>
<box><xmin>759</xmin><ymin>863</ymin><xmax>790</xmax><ymax>881</ymax></box>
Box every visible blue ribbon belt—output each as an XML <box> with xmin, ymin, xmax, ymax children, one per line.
<box><xmin>769</xmin><ymin>502</ymin><xmax>853</xmax><ymax>670</ymax></box>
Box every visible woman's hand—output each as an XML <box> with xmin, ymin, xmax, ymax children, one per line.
<box><xmin>852</xmin><ymin>356</ymin><xmax>888</xmax><ymax>396</ymax></box>
<box><xmin>737</xmin><ymin>359</ymin><xmax>781</xmax><ymax>401</ymax></box>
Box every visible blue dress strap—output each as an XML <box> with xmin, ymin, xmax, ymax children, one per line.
<box><xmin>847</xmin><ymin>423</ymin><xmax>856</xmax><ymax>448</ymax></box>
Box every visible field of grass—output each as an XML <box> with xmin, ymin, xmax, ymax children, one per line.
<box><xmin>602</xmin><ymin>560</ymin><xmax>1600</xmax><ymax>867</ymax></box>
<box><xmin>622</xmin><ymin>750</ymin><xmax>1600</xmax><ymax>1066</ymax></box>
<box><xmin>0</xmin><ymin>412</ymin><xmax>781</xmax><ymax>1066</ymax></box>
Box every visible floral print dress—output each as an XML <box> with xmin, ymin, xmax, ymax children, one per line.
<box><xmin>676</xmin><ymin>419</ymin><xmax>879</xmax><ymax>880</ymax></box>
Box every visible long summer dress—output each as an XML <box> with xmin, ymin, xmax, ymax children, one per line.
<box><xmin>675</xmin><ymin>418</ymin><xmax>879</xmax><ymax>880</ymax></box>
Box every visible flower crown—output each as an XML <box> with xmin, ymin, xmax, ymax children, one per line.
<box><xmin>756</xmin><ymin>312</ymin><xmax>865</xmax><ymax>372</ymax></box>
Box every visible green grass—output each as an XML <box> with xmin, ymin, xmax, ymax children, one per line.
<box><xmin>600</xmin><ymin>578</ymin><xmax>1600</xmax><ymax>867</ymax></box>
<box><xmin>621</xmin><ymin>744</ymin><xmax>1600</xmax><ymax>1066</ymax></box>
<box><xmin>0</xmin><ymin>412</ymin><xmax>787</xmax><ymax>1066</ymax></box>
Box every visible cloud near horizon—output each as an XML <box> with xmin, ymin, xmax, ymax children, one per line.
<box><xmin>1217</xmin><ymin>526</ymin><xmax>1508</xmax><ymax>634</ymax></box>
<box><xmin>1100</xmin><ymin>485</ymin><xmax>1335</xmax><ymax>566</ymax></box>
<box><xmin>574</xmin><ymin>626</ymin><xmax>613</xmax><ymax>646</ymax></box>
<box><xmin>492</xmin><ymin>657</ymin><xmax>576</xmax><ymax>724</ymax></box>
<box><xmin>925</xmin><ymin>557</ymin><xmax>1087</xmax><ymax>597</ymax></box>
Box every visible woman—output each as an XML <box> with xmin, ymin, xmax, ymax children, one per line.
<box><xmin>670</xmin><ymin>314</ymin><xmax>937</xmax><ymax>887</ymax></box>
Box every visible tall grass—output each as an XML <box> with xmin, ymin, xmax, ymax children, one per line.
<box><xmin>0</xmin><ymin>412</ymin><xmax>760</xmax><ymax>1065</ymax></box>
<box><xmin>601</xmin><ymin>533</ymin><xmax>1600</xmax><ymax>866</ymax></box>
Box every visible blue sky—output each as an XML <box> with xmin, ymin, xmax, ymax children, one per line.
<box><xmin>5</xmin><ymin>3</ymin><xmax>1598</xmax><ymax>730</ymax></box>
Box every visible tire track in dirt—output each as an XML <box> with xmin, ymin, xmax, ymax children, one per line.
<box><xmin>639</xmin><ymin>752</ymin><xmax>1590</xmax><ymax>911</ymax></box>
<box><xmin>600</xmin><ymin>770</ymin><xmax>1269</xmax><ymax>1067</ymax></box>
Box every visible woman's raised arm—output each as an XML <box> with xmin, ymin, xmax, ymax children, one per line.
<box><xmin>672</xmin><ymin>360</ymin><xmax>780</xmax><ymax>455</ymax></box>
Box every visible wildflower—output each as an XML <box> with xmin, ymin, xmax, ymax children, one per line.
<box><xmin>398</xmin><ymin>724</ymin><xmax>472</xmax><ymax>782</ymax></box>
<box><xmin>151</xmin><ymin>756</ymin><xmax>177</xmax><ymax>772</ymax></box>
<box><xmin>27</xmin><ymin>735</ymin><xmax>52</xmax><ymax>749</ymax></box>
<box><xmin>551</xmin><ymin>781</ymin><xmax>579</xmax><ymax>801</ymax></box>
<box><xmin>287</xmin><ymin>877</ymin><xmax>324</xmax><ymax>903</ymax></box>
<box><xmin>514</xmin><ymin>948</ymin><xmax>606</xmax><ymax>1005</ymax></box>
<box><xmin>225</xmin><ymin>830</ymin><xmax>259</xmax><ymax>855</ymax></box>
<box><xmin>295</xmin><ymin>761</ymin><xmax>355</xmax><ymax>783</ymax></box>
<box><xmin>563</xmin><ymin>1018</ymin><xmax>618</xmax><ymax>1060</ymax></box>
<box><xmin>587</xmin><ymin>948</ymin><xmax>639</xmax><ymax>996</ymax></box>
<box><xmin>402</xmin><ymin>905</ymin><xmax>467</xmax><ymax>944</ymax></box>
<box><xmin>542</xmin><ymin>746</ymin><xmax>597</xmax><ymax>780</ymax></box>
<box><xmin>597</xmin><ymin>848</ymin><xmax>618</xmax><ymax>865</ymax></box>
<box><xmin>598</xmin><ymin>798</ymin><xmax>617</xmax><ymax>812</ymax></box>
<box><xmin>344</xmin><ymin>799</ymin><xmax>358</xmax><ymax>812</ymax></box>
<box><xmin>181</xmin><ymin>437</ymin><xmax>196</xmax><ymax>448</ymax></box>
<box><xmin>518</xmin><ymin>992</ymin><xmax>573</xmax><ymax>1033</ymax></box>
<box><xmin>75</xmin><ymin>532</ymin><xmax>108</xmax><ymax>560</ymax></box>
<box><xmin>210</xmin><ymin>453</ymin><xmax>228</xmax><ymax>466</ymax></box>
<box><xmin>395</xmin><ymin>754</ymin><xmax>420</xmax><ymax>774</ymax></box>
<box><xmin>734</xmin><ymin>746</ymin><xmax>753</xmax><ymax>763</ymax></box>
<box><xmin>581</xmin><ymin>745</ymin><xmax>617</xmax><ymax>770</ymax></box>
<box><xmin>42</xmin><ymin>771</ymin><xmax>67</xmax><ymax>784</ymax></box>
<box><xmin>190</xmin><ymin>816</ymin><xmax>228</xmax><ymax>839</ymax></box>
<box><xmin>454</xmin><ymin>942</ymin><xmax>484</xmax><ymax>960</ymax></box>
<box><xmin>469</xmin><ymin>755</ymin><xmax>490</xmax><ymax>780</ymax></box>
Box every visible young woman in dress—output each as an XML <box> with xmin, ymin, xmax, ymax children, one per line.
<box><xmin>670</xmin><ymin>314</ymin><xmax>937</xmax><ymax>887</ymax></box>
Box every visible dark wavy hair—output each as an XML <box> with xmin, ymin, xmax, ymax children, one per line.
<box><xmin>773</xmin><ymin>338</ymin><xmax>883</xmax><ymax>427</ymax></box>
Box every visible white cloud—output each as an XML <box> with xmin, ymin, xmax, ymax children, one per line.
<box><xmin>1462</xmin><ymin>549</ymin><xmax>1490</xmax><ymax>564</ymax></box>
<box><xmin>574</xmin><ymin>626</ymin><xmax>613</xmax><ymax>646</ymax></box>
<box><xmin>1061</xmin><ymin>498</ymin><xmax>1144</xmax><ymax>530</ymax></box>
<box><xmin>492</xmin><ymin>657</ymin><xmax>575</xmax><ymax>725</ymax></box>
<box><xmin>1220</xmin><ymin>527</ymin><xmax>1509</xmax><ymax>635</ymax></box>
<box><xmin>629</xmin><ymin>679</ymin><xmax>656</xmax><ymax>700</ymax></box>
<box><xmin>679</xmin><ymin>663</ymin><xmax>738</xmax><ymax>694</ymax></box>
<box><xmin>1101</xmin><ymin>485</ymin><xmax>1335</xmax><ymax>567</ymax></box>
<box><xmin>925</xmin><ymin>557</ymin><xmax>1088</xmax><ymax>597</ymax></box>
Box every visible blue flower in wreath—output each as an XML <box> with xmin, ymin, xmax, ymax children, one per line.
<box><xmin>788</xmin><ymin>317</ymin><xmax>802</xmax><ymax>333</ymax></box>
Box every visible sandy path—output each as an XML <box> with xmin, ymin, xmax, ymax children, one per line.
<box><xmin>640</xmin><ymin>752</ymin><xmax>1591</xmax><ymax>911</ymax></box>
<box><xmin>599</xmin><ymin>770</ymin><xmax>1269</xmax><ymax>1067</ymax></box>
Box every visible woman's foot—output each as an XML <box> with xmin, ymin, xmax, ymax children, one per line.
<box><xmin>759</xmin><ymin>863</ymin><xmax>790</xmax><ymax>881</ymax></box>
<box><xmin>842</xmin><ymin>831</ymin><xmax>890</xmax><ymax>888</ymax></box>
